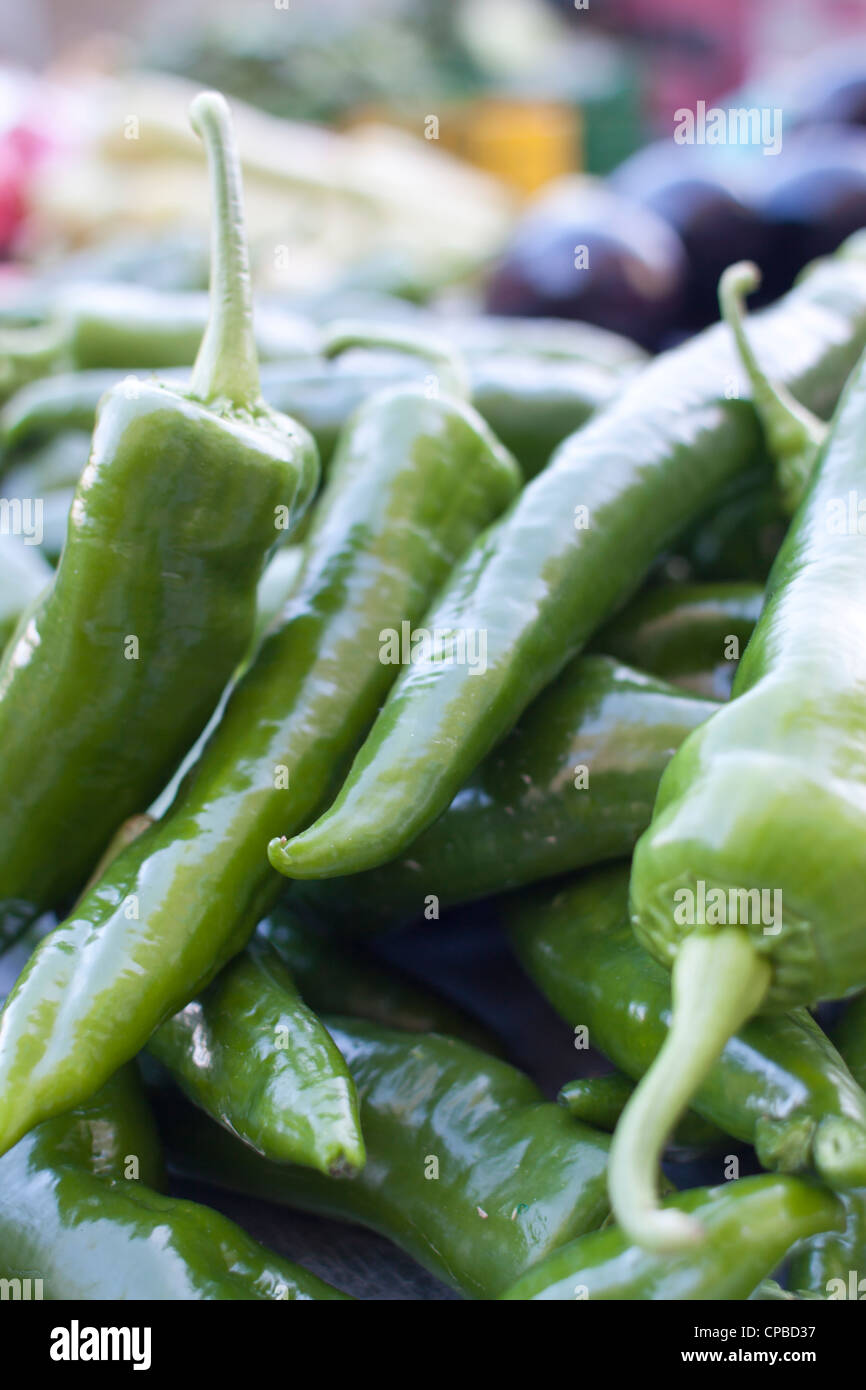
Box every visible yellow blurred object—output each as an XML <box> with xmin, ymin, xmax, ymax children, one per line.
<box><xmin>348</xmin><ymin>97</ymin><xmax>580</xmax><ymax>200</ymax></box>
<box><xmin>459</xmin><ymin>99</ymin><xmax>581</xmax><ymax>197</ymax></box>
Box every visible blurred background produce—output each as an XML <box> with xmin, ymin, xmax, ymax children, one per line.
<box><xmin>0</xmin><ymin>0</ymin><xmax>864</xmax><ymax>344</ymax></box>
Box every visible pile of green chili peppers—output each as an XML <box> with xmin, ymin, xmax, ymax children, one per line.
<box><xmin>5</xmin><ymin>87</ymin><xmax>866</xmax><ymax>1304</ymax></box>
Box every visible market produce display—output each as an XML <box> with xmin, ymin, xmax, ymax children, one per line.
<box><xmin>6</xmin><ymin>11</ymin><xmax>866</xmax><ymax>1310</ymax></box>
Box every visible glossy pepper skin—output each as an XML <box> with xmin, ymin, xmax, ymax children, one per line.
<box><xmin>269</xmin><ymin>239</ymin><xmax>866</xmax><ymax>883</ymax></box>
<box><xmin>148</xmin><ymin>937</ymin><xmax>365</xmax><ymax>1175</ymax></box>
<box><xmin>0</xmin><ymin>532</ymin><xmax>51</xmax><ymax>649</ymax></box>
<box><xmin>0</xmin><ymin>315</ymin><xmax>518</xmax><ymax>1159</ymax></box>
<box><xmin>0</xmin><ymin>279</ymin><xmax>316</xmax><ymax>392</ymax></box>
<box><xmin>433</xmin><ymin>312</ymin><xmax>648</xmax><ymax>371</ymax></box>
<box><xmin>293</xmin><ymin>656</ymin><xmax>718</xmax><ymax>931</ymax></box>
<box><xmin>258</xmin><ymin>902</ymin><xmax>498</xmax><ymax>1049</ymax></box>
<box><xmin>146</xmin><ymin>875</ymin><xmax>492</xmax><ymax>1171</ymax></box>
<box><xmin>0</xmin><ymin>347</ymin><xmax>624</xmax><ymax>482</ymax></box>
<box><xmin>0</xmin><ymin>1066</ymin><xmax>345</xmax><ymax>1300</ymax></box>
<box><xmin>0</xmin><ymin>94</ymin><xmax>319</xmax><ymax>943</ymax></box>
<box><xmin>158</xmin><ymin>1017</ymin><xmax>612</xmax><ymax>1299</ymax></box>
<box><xmin>789</xmin><ymin>994</ymin><xmax>866</xmax><ymax>1298</ymax></box>
<box><xmin>593</xmin><ymin>582</ymin><xmax>763</xmax><ymax>700</ymax></box>
<box><xmin>506</xmin><ymin>863</ymin><xmax>866</xmax><ymax>1185</ymax></box>
<box><xmin>1</xmin><ymin>427</ymin><xmax>91</xmax><ymax>496</ymax></box>
<box><xmin>618</xmin><ymin>306</ymin><xmax>866</xmax><ymax>1253</ymax></box>
<box><xmin>676</xmin><ymin>462</ymin><xmax>786</xmax><ymax>583</ymax></box>
<box><xmin>498</xmin><ymin>1178</ymin><xmax>844</xmax><ymax>1301</ymax></box>
<box><xmin>557</xmin><ymin>1072</ymin><xmax>724</xmax><ymax>1151</ymax></box>
<box><xmin>147</xmin><ymin>893</ymin><xmax>495</xmax><ymax>1170</ymax></box>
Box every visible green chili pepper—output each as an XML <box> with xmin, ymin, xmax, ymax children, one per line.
<box><xmin>830</xmin><ymin>994</ymin><xmax>866</xmax><ymax>1089</ymax></box>
<box><xmin>593</xmin><ymin>582</ymin><xmax>763</xmax><ymax>699</ymax></box>
<box><xmin>0</xmin><ymin>301</ymin><xmax>518</xmax><ymax>1157</ymax></box>
<box><xmin>149</xmin><ymin>898</ymin><xmax>497</xmax><ymax>1170</ymax></box>
<box><xmin>557</xmin><ymin>1072</ymin><xmax>724</xmax><ymax>1151</ymax></box>
<box><xmin>96</xmin><ymin>809</ymin><xmax>491</xmax><ymax>1168</ymax></box>
<box><xmin>0</xmin><ymin>1064</ymin><xmax>346</xmax><ymax>1300</ymax></box>
<box><xmin>506</xmin><ymin>863</ymin><xmax>866</xmax><ymax>1185</ymax></box>
<box><xmin>268</xmin><ymin>238</ymin><xmax>866</xmax><ymax>884</ymax></box>
<box><xmin>498</xmin><ymin>1177</ymin><xmax>844</xmax><ymax>1301</ymax></box>
<box><xmin>157</xmin><ymin>1017</ymin><xmax>612</xmax><ymax>1299</ymax></box>
<box><xmin>670</xmin><ymin>261</ymin><xmax>835</xmax><ymax>590</ymax></box>
<box><xmin>0</xmin><ymin>286</ymin><xmax>636</xmax><ymax>399</ymax></box>
<box><xmin>720</xmin><ymin>262</ymin><xmax>828</xmax><ymax>515</ymax></box>
<box><xmin>615</xmin><ymin>319</ymin><xmax>866</xmax><ymax>1254</ymax></box>
<box><xmin>0</xmin><ymin>279</ymin><xmax>316</xmax><ymax>396</ymax></box>
<box><xmin>293</xmin><ymin>657</ymin><xmax>717</xmax><ymax>930</ymax></box>
<box><xmin>0</xmin><ymin>93</ymin><xmax>319</xmax><ymax>945</ymax></box>
<box><xmin>0</xmin><ymin>532</ymin><xmax>51</xmax><ymax>649</ymax></box>
<box><xmin>0</xmin><ymin>351</ymin><xmax>621</xmax><ymax>481</ymax></box>
<box><xmin>1</xmin><ymin>428</ymin><xmax>91</xmax><ymax>494</ymax></box>
<box><xmin>435</xmin><ymin>313</ymin><xmax>648</xmax><ymax>371</ymax></box>
<box><xmin>674</xmin><ymin>462</ymin><xmax>786</xmax><ymax>583</ymax></box>
<box><xmin>788</xmin><ymin>994</ymin><xmax>866</xmax><ymax>1299</ymax></box>
<box><xmin>148</xmin><ymin>936</ymin><xmax>365</xmax><ymax>1175</ymax></box>
<box><xmin>468</xmin><ymin>353</ymin><xmax>621</xmax><ymax>478</ymax></box>
<box><xmin>1</xmin><ymin>369</ymin><xmax>166</xmax><ymax>448</ymax></box>
<box><xmin>8</xmin><ymin>812</ymin><xmax>365</xmax><ymax>1180</ymax></box>
<box><xmin>258</xmin><ymin>902</ymin><xmax>498</xmax><ymax>1049</ymax></box>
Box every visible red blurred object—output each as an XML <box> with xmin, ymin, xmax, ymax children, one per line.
<box><xmin>601</xmin><ymin>0</ymin><xmax>749</xmax><ymax>132</ymax></box>
<box><xmin>0</xmin><ymin>123</ymin><xmax>52</xmax><ymax>255</ymax></box>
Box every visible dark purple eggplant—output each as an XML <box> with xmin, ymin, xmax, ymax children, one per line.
<box><xmin>611</xmin><ymin>141</ymin><xmax>769</xmax><ymax>328</ymax></box>
<box><xmin>485</xmin><ymin>178</ymin><xmax>687</xmax><ymax>350</ymax></box>
<box><xmin>754</xmin><ymin>126</ymin><xmax>866</xmax><ymax>297</ymax></box>
<box><xmin>794</xmin><ymin>51</ymin><xmax>866</xmax><ymax>130</ymax></box>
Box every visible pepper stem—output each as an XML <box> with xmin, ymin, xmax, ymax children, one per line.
<box><xmin>719</xmin><ymin>261</ymin><xmax>827</xmax><ymax>516</ymax></box>
<box><xmin>608</xmin><ymin>927</ymin><xmax>771</xmax><ymax>1252</ymax></box>
<box><xmin>321</xmin><ymin>320</ymin><xmax>470</xmax><ymax>401</ymax></box>
<box><xmin>189</xmin><ymin>91</ymin><xmax>261</xmax><ymax>408</ymax></box>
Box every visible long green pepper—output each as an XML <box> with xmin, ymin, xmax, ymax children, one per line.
<box><xmin>269</xmin><ymin>237</ymin><xmax>866</xmax><ymax>883</ymax></box>
<box><xmin>0</xmin><ymin>1064</ymin><xmax>344</xmax><ymax>1300</ymax></box>
<box><xmin>615</xmin><ymin>281</ymin><xmax>866</xmax><ymax>1252</ymax></box>
<box><xmin>506</xmin><ymin>863</ymin><xmax>866</xmax><ymax>1187</ymax></box>
<box><xmin>789</xmin><ymin>993</ymin><xmax>866</xmax><ymax>1299</ymax></box>
<box><xmin>499</xmin><ymin>1177</ymin><xmax>844</xmax><ymax>1301</ymax></box>
<box><xmin>0</xmin><ymin>294</ymin><xmax>518</xmax><ymax>1157</ymax></box>
<box><xmin>0</xmin><ymin>92</ymin><xmax>318</xmax><ymax>942</ymax></box>
<box><xmin>0</xmin><ymin>344</ymin><xmax>623</xmax><ymax>481</ymax></box>
<box><xmin>593</xmin><ymin>581</ymin><xmax>763</xmax><ymax>699</ymax></box>
<box><xmin>293</xmin><ymin>655</ymin><xmax>717</xmax><ymax>930</ymax></box>
<box><xmin>158</xmin><ymin>1017</ymin><xmax>612</xmax><ymax>1299</ymax></box>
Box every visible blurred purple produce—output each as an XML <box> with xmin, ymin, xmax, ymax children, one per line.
<box><xmin>485</xmin><ymin>178</ymin><xmax>687</xmax><ymax>351</ymax></box>
<box><xmin>610</xmin><ymin>140</ymin><xmax>769</xmax><ymax>328</ymax></box>
<box><xmin>794</xmin><ymin>51</ymin><xmax>866</xmax><ymax>130</ymax></box>
<box><xmin>752</xmin><ymin>126</ymin><xmax>866</xmax><ymax>299</ymax></box>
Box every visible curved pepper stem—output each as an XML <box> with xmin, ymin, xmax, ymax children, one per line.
<box><xmin>608</xmin><ymin>927</ymin><xmax>771</xmax><ymax>1252</ymax></box>
<box><xmin>321</xmin><ymin>319</ymin><xmax>470</xmax><ymax>401</ymax></box>
<box><xmin>719</xmin><ymin>261</ymin><xmax>827</xmax><ymax>516</ymax></box>
<box><xmin>189</xmin><ymin>91</ymin><xmax>261</xmax><ymax>408</ymax></box>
